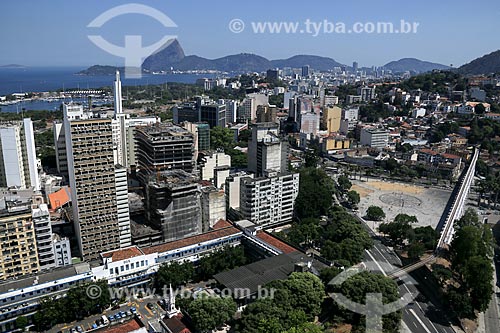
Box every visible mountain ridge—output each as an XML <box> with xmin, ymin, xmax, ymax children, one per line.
<box><xmin>77</xmin><ymin>39</ymin><xmax>449</xmax><ymax>75</ymax></box>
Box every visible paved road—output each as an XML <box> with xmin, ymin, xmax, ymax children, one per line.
<box><xmin>359</xmin><ymin>216</ymin><xmax>455</xmax><ymax>333</ymax></box>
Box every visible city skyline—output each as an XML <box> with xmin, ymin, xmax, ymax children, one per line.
<box><xmin>1</xmin><ymin>0</ymin><xmax>499</xmax><ymax>68</ymax></box>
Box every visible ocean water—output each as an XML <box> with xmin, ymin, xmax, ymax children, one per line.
<box><xmin>0</xmin><ymin>67</ymin><xmax>213</xmax><ymax>112</ymax></box>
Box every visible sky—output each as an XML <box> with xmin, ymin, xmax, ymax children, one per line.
<box><xmin>1</xmin><ymin>0</ymin><xmax>499</xmax><ymax>68</ymax></box>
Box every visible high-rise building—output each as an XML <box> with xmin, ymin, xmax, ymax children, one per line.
<box><xmin>0</xmin><ymin>119</ymin><xmax>39</xmax><ymax>190</ymax></box>
<box><xmin>115</xmin><ymin>166</ymin><xmax>131</xmax><ymax>248</ymax></box>
<box><xmin>53</xmin><ymin>121</ymin><xmax>68</xmax><ymax>176</ymax></box>
<box><xmin>182</xmin><ymin>122</ymin><xmax>210</xmax><ymax>161</ymax></box>
<box><xmin>112</xmin><ymin>71</ymin><xmax>128</xmax><ymax>167</ymax></box>
<box><xmin>0</xmin><ymin>199</ymin><xmax>40</xmax><ymax>280</ymax></box>
<box><xmin>144</xmin><ymin>170</ymin><xmax>201</xmax><ymax>242</ymax></box>
<box><xmin>64</xmin><ymin>105</ymin><xmax>122</xmax><ymax>261</ymax></box>
<box><xmin>256</xmin><ymin>104</ymin><xmax>277</xmax><ymax>123</ymax></box>
<box><xmin>300</xmin><ymin>112</ymin><xmax>320</xmax><ymax>137</ymax></box>
<box><xmin>135</xmin><ymin>123</ymin><xmax>195</xmax><ymax>185</ymax></box>
<box><xmin>247</xmin><ymin>123</ymin><xmax>288</xmax><ymax>177</ymax></box>
<box><xmin>200</xmin><ymin>103</ymin><xmax>226</xmax><ymax>128</ymax></box>
<box><xmin>32</xmin><ymin>203</ymin><xmax>56</xmax><ymax>270</ymax></box>
<box><xmin>301</xmin><ymin>65</ymin><xmax>310</xmax><ymax>77</ymax></box>
<box><xmin>225</xmin><ymin>100</ymin><xmax>238</xmax><ymax>125</ymax></box>
<box><xmin>239</xmin><ymin>172</ymin><xmax>300</xmax><ymax>226</ymax></box>
<box><xmin>353</xmin><ymin>61</ymin><xmax>359</xmax><ymax>73</ymax></box>
<box><xmin>323</xmin><ymin>106</ymin><xmax>342</xmax><ymax>133</ymax></box>
<box><xmin>266</xmin><ymin>69</ymin><xmax>279</xmax><ymax>81</ymax></box>
<box><xmin>173</xmin><ymin>102</ymin><xmax>199</xmax><ymax>124</ymax></box>
<box><xmin>238</xmin><ymin>93</ymin><xmax>269</xmax><ymax>122</ymax></box>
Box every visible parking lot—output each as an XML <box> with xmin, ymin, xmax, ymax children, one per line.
<box><xmin>48</xmin><ymin>296</ymin><xmax>167</xmax><ymax>333</ymax></box>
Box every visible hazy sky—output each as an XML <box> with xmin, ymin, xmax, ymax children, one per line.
<box><xmin>1</xmin><ymin>0</ymin><xmax>499</xmax><ymax>68</ymax></box>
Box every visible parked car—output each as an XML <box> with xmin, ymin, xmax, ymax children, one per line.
<box><xmin>130</xmin><ymin>307</ymin><xmax>137</xmax><ymax>314</ymax></box>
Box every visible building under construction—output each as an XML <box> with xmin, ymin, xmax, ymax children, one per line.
<box><xmin>144</xmin><ymin>170</ymin><xmax>201</xmax><ymax>243</ymax></box>
<box><xmin>135</xmin><ymin>123</ymin><xmax>195</xmax><ymax>185</ymax></box>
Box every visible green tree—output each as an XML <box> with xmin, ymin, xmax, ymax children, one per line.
<box><xmin>456</xmin><ymin>208</ymin><xmax>480</xmax><ymax>229</ymax></box>
<box><xmin>431</xmin><ymin>264</ymin><xmax>453</xmax><ymax>286</ymax></box>
<box><xmin>187</xmin><ymin>297</ymin><xmax>237</xmax><ymax>332</ymax></box>
<box><xmin>378</xmin><ymin>214</ymin><xmax>417</xmax><ymax>246</ymax></box>
<box><xmin>445</xmin><ymin>288</ymin><xmax>475</xmax><ymax>319</ymax></box>
<box><xmin>210</xmin><ymin>126</ymin><xmax>235</xmax><ymax>151</ymax></box>
<box><xmin>407</xmin><ymin>242</ymin><xmax>425</xmax><ymax>260</ymax></box>
<box><xmin>346</xmin><ymin>190</ymin><xmax>360</xmax><ymax>208</ymax></box>
<box><xmin>414</xmin><ymin>226</ymin><xmax>438</xmax><ymax>250</ymax></box>
<box><xmin>155</xmin><ymin>261</ymin><xmax>194</xmax><ymax>289</ymax></box>
<box><xmin>295</xmin><ymin>168</ymin><xmax>336</xmax><ymax>219</ymax></box>
<box><xmin>15</xmin><ymin>316</ymin><xmax>28</xmax><ymax>331</ymax></box>
<box><xmin>337</xmin><ymin>271</ymin><xmax>401</xmax><ymax>332</ymax></box>
<box><xmin>284</xmin><ymin>323</ymin><xmax>324</xmax><ymax>333</ymax></box>
<box><xmin>366</xmin><ymin>206</ymin><xmax>386</xmax><ymax>221</ymax></box>
<box><xmin>337</xmin><ymin>175</ymin><xmax>352</xmax><ymax>193</ymax></box>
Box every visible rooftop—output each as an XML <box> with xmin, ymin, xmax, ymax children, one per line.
<box><xmin>0</xmin><ymin>263</ymin><xmax>91</xmax><ymax>294</ymax></box>
<box><xmin>214</xmin><ymin>251</ymin><xmax>326</xmax><ymax>298</ymax></box>
<box><xmin>142</xmin><ymin>226</ymin><xmax>241</xmax><ymax>255</ymax></box>
<box><xmin>255</xmin><ymin>231</ymin><xmax>298</xmax><ymax>254</ymax></box>
<box><xmin>101</xmin><ymin>246</ymin><xmax>145</xmax><ymax>262</ymax></box>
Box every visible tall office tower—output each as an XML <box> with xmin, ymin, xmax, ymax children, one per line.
<box><xmin>256</xmin><ymin>104</ymin><xmax>277</xmax><ymax>123</ymax></box>
<box><xmin>173</xmin><ymin>102</ymin><xmax>199</xmax><ymax>124</ymax></box>
<box><xmin>247</xmin><ymin>123</ymin><xmax>288</xmax><ymax>177</ymax></box>
<box><xmin>32</xmin><ymin>203</ymin><xmax>56</xmax><ymax>270</ymax></box>
<box><xmin>266</xmin><ymin>69</ymin><xmax>279</xmax><ymax>81</ymax></box>
<box><xmin>0</xmin><ymin>198</ymin><xmax>40</xmax><ymax>280</ymax></box>
<box><xmin>200</xmin><ymin>102</ymin><xmax>226</xmax><ymax>128</ymax></box>
<box><xmin>301</xmin><ymin>65</ymin><xmax>310</xmax><ymax>77</ymax></box>
<box><xmin>135</xmin><ymin>123</ymin><xmax>195</xmax><ymax>185</ymax></box>
<box><xmin>113</xmin><ymin>70</ymin><xmax>128</xmax><ymax>166</ymax></box>
<box><xmin>53</xmin><ymin>121</ymin><xmax>68</xmax><ymax>176</ymax></box>
<box><xmin>115</xmin><ymin>166</ymin><xmax>131</xmax><ymax>248</ymax></box>
<box><xmin>0</xmin><ymin>119</ymin><xmax>39</xmax><ymax>190</ymax></box>
<box><xmin>353</xmin><ymin>61</ymin><xmax>359</xmax><ymax>73</ymax></box>
<box><xmin>54</xmin><ymin>103</ymin><xmax>85</xmax><ymax>178</ymax></box>
<box><xmin>323</xmin><ymin>106</ymin><xmax>342</xmax><ymax>133</ymax></box>
<box><xmin>144</xmin><ymin>170</ymin><xmax>201</xmax><ymax>242</ymax></box>
<box><xmin>225</xmin><ymin>100</ymin><xmax>238</xmax><ymax>125</ymax></box>
<box><xmin>239</xmin><ymin>172</ymin><xmax>300</xmax><ymax>226</ymax></box>
<box><xmin>64</xmin><ymin>105</ymin><xmax>121</xmax><ymax>261</ymax></box>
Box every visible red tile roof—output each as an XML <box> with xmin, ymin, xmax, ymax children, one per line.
<box><xmin>102</xmin><ymin>246</ymin><xmax>144</xmax><ymax>261</ymax></box>
<box><xmin>256</xmin><ymin>231</ymin><xmax>298</xmax><ymax>254</ymax></box>
<box><xmin>142</xmin><ymin>227</ymin><xmax>241</xmax><ymax>255</ymax></box>
<box><xmin>48</xmin><ymin>186</ymin><xmax>71</xmax><ymax>209</ymax></box>
<box><xmin>162</xmin><ymin>314</ymin><xmax>191</xmax><ymax>333</ymax></box>
<box><xmin>212</xmin><ymin>219</ymin><xmax>232</xmax><ymax>230</ymax></box>
<box><xmin>442</xmin><ymin>153</ymin><xmax>460</xmax><ymax>159</ymax></box>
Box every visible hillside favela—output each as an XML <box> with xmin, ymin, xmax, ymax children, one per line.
<box><xmin>1</xmin><ymin>1</ymin><xmax>500</xmax><ymax>333</ymax></box>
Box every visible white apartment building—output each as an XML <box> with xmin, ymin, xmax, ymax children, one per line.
<box><xmin>360</xmin><ymin>127</ymin><xmax>389</xmax><ymax>149</ymax></box>
<box><xmin>239</xmin><ymin>172</ymin><xmax>300</xmax><ymax>226</ymax></box>
<box><xmin>0</xmin><ymin>119</ymin><xmax>39</xmax><ymax>190</ymax></box>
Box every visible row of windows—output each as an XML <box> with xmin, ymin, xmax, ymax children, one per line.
<box><xmin>109</xmin><ymin>260</ymin><xmax>148</xmax><ymax>275</ymax></box>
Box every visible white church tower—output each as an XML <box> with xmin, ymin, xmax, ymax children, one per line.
<box><xmin>166</xmin><ymin>284</ymin><xmax>180</xmax><ymax>318</ymax></box>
